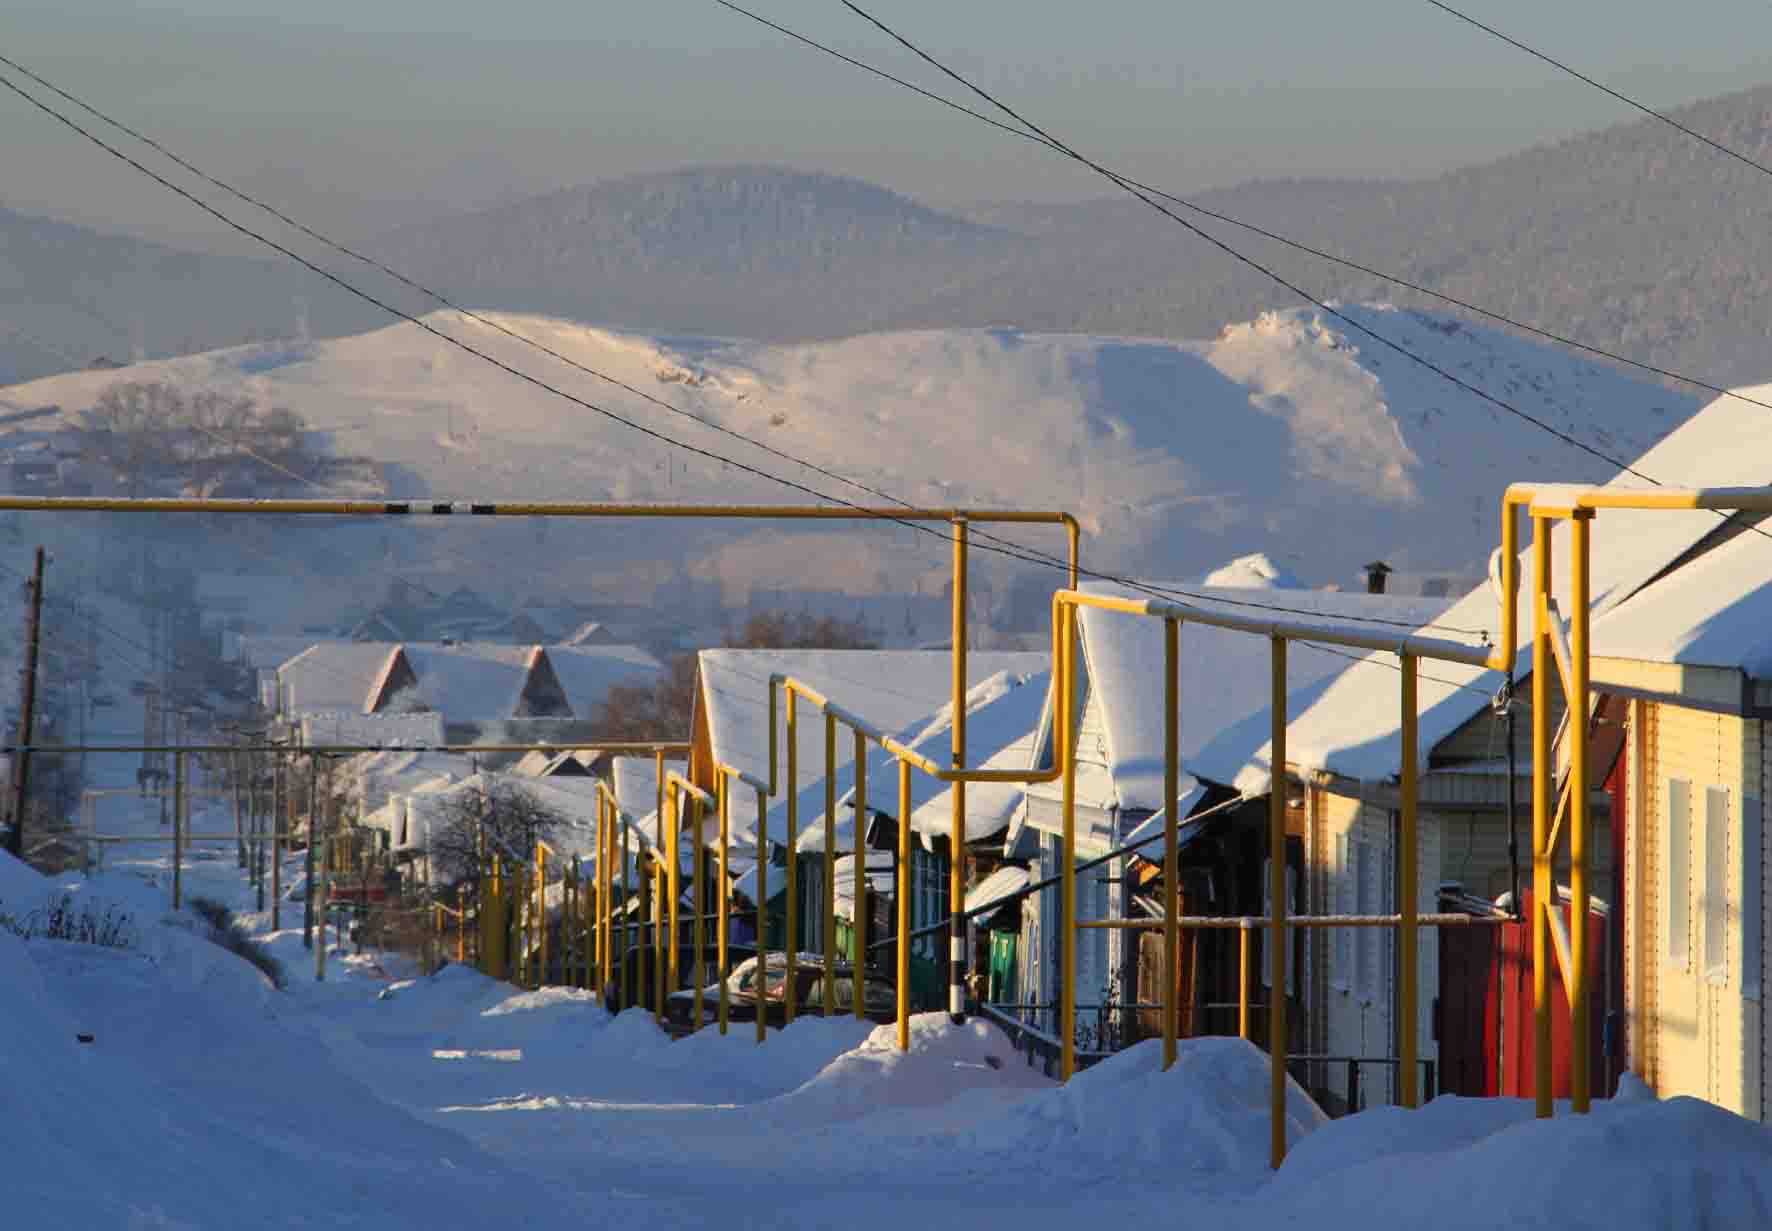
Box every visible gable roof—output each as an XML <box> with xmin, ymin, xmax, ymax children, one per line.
<box><xmin>545</xmin><ymin>645</ymin><xmax>664</xmax><ymax>716</ymax></box>
<box><xmin>1190</xmin><ymin>379</ymin><xmax>1772</xmax><ymax>790</ymax></box>
<box><xmin>278</xmin><ymin>642</ymin><xmax>402</xmax><ymax>715</ymax></box>
<box><xmin>1591</xmin><ymin>525</ymin><xmax>1772</xmax><ymax>674</ymax></box>
<box><xmin>697</xmin><ymin>649</ymin><xmax>1048</xmax><ymax>804</ymax></box>
<box><xmin>1073</xmin><ymin>582</ymin><xmax>1454</xmax><ymax>812</ymax></box>
<box><xmin>793</xmin><ymin>668</ymin><xmax>1050</xmax><ymax>854</ymax></box>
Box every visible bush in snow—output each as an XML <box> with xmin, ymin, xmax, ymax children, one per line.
<box><xmin>188</xmin><ymin>896</ymin><xmax>286</xmax><ymax>989</ymax></box>
<box><xmin>0</xmin><ymin>892</ymin><xmax>136</xmax><ymax>950</ymax></box>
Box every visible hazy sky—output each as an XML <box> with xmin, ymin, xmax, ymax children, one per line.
<box><xmin>7</xmin><ymin>0</ymin><xmax>1772</xmax><ymax>252</ymax></box>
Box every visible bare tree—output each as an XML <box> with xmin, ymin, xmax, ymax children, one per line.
<box><xmin>80</xmin><ymin>380</ymin><xmax>185</xmax><ymax>494</ymax></box>
<box><xmin>425</xmin><ymin>776</ymin><xmax>570</xmax><ymax>888</ymax></box>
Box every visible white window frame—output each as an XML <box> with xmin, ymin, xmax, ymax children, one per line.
<box><xmin>1666</xmin><ymin>777</ymin><xmax>1692</xmax><ymax>972</ymax></box>
<box><xmin>1704</xmin><ymin>786</ymin><xmax>1730</xmax><ymax>986</ymax></box>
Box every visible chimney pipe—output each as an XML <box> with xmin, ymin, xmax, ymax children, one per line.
<box><xmin>1363</xmin><ymin>561</ymin><xmax>1392</xmax><ymax>595</ymax></box>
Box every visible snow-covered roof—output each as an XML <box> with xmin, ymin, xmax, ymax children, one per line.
<box><xmin>1191</xmin><ymin>378</ymin><xmax>1772</xmax><ymax>790</ymax></box>
<box><xmin>964</xmin><ymin>864</ymin><xmax>1030</xmax><ymax>915</ymax></box>
<box><xmin>1590</xmin><ymin>525</ymin><xmax>1772</xmax><ymax>673</ymax></box>
<box><xmin>278</xmin><ymin>642</ymin><xmax>400</xmax><ymax>714</ymax></box>
<box><xmin>235</xmin><ymin>634</ymin><xmax>332</xmax><ymax>672</ymax></box>
<box><xmin>698</xmin><ymin>649</ymin><xmax>1047</xmax><ymax>829</ymax></box>
<box><xmin>401</xmin><ymin>643</ymin><xmax>530</xmax><ymax>717</ymax></box>
<box><xmin>1074</xmin><ymin>582</ymin><xmax>1451</xmax><ymax>809</ymax></box>
<box><xmin>299</xmin><ymin>710</ymin><xmax>446</xmax><ymax>749</ymax></box>
<box><xmin>544</xmin><ymin>644</ymin><xmax>664</xmax><ymax>715</ymax></box>
<box><xmin>611</xmin><ymin>756</ymin><xmax>684</xmax><ymax>823</ymax></box>
<box><xmin>792</xmin><ymin>669</ymin><xmax>1049</xmax><ymax>854</ymax></box>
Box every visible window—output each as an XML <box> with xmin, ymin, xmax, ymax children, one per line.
<box><xmin>1744</xmin><ymin>798</ymin><xmax>1763</xmax><ymax>1003</ymax></box>
<box><xmin>1704</xmin><ymin>787</ymin><xmax>1730</xmax><ymax>984</ymax></box>
<box><xmin>1666</xmin><ymin>778</ymin><xmax>1691</xmax><ymax>971</ymax></box>
<box><xmin>1333</xmin><ymin>834</ymin><xmax>1353</xmax><ymax>991</ymax></box>
<box><xmin>1260</xmin><ymin>858</ymin><xmax>1297</xmax><ymax>996</ymax></box>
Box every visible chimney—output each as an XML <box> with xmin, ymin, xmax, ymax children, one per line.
<box><xmin>1363</xmin><ymin>561</ymin><xmax>1393</xmax><ymax>595</ymax></box>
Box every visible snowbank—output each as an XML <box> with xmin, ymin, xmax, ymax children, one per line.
<box><xmin>960</xmin><ymin>1037</ymin><xmax>1325</xmax><ymax>1181</ymax></box>
<box><xmin>1261</xmin><ymin>1085</ymin><xmax>1772</xmax><ymax>1229</ymax></box>
<box><xmin>774</xmin><ymin>1013</ymin><xmax>1050</xmax><ymax>1129</ymax></box>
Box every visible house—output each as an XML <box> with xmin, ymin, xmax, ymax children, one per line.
<box><xmin>274</xmin><ymin>641</ymin><xmax>661</xmax><ymax>740</ymax></box>
<box><xmin>693</xmin><ymin>648</ymin><xmax>1046</xmax><ymax>1002</ymax></box>
<box><xmin>1007</xmin><ymin>580</ymin><xmax>1454</xmax><ymax>1073</ymax></box>
<box><xmin>1184</xmin><ymin>379</ymin><xmax>1772</xmax><ymax>1112</ymax></box>
<box><xmin>1585</xmin><ymin>518</ymin><xmax>1771</xmax><ymax>1122</ymax></box>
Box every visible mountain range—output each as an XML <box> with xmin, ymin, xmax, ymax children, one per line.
<box><xmin>8</xmin><ymin>82</ymin><xmax>1772</xmax><ymax>390</ymax></box>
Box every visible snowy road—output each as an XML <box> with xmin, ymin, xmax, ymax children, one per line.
<box><xmin>4</xmin><ymin>821</ymin><xmax>1770</xmax><ymax>1230</ymax></box>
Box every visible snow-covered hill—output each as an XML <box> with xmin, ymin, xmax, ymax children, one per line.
<box><xmin>3</xmin><ymin>303</ymin><xmax>1698</xmax><ymax>590</ymax></box>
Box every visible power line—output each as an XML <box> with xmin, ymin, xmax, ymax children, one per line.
<box><xmin>705</xmin><ymin>0</ymin><xmax>1772</xmax><ymax>421</ymax></box>
<box><xmin>0</xmin><ymin>58</ymin><xmax>1502</xmax><ymax>645</ymax></box>
<box><xmin>837</xmin><ymin>1</ymin><xmax>1659</xmax><ymax>484</ymax></box>
<box><xmin>1425</xmin><ymin>1</ymin><xmax>1772</xmax><ymax>183</ymax></box>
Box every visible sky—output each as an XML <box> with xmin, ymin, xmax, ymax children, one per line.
<box><xmin>5</xmin><ymin>0</ymin><xmax>1772</xmax><ymax>252</ymax></box>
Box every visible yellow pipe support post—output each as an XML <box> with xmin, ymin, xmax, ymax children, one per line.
<box><xmin>1238</xmin><ymin>922</ymin><xmax>1251</xmax><ymax>1041</ymax></box>
<box><xmin>1163</xmin><ymin>616</ymin><xmax>1180</xmax><ymax>1070</ymax></box>
<box><xmin>824</xmin><ymin>713</ymin><xmax>838</xmax><ymax>1017</ymax></box>
<box><xmin>653</xmin><ymin>861</ymin><xmax>665</xmax><ymax>1025</ymax></box>
<box><xmin>718</xmin><ymin>774</ymin><xmax>730</xmax><ymax>1035</ymax></box>
<box><xmin>852</xmin><ymin>730</ymin><xmax>867</xmax><ymax>1021</ymax></box>
<box><xmin>1268</xmin><ymin>635</ymin><xmax>1288</xmax><ymax>1171</ymax></box>
<box><xmin>613</xmin><ymin>800</ymin><xmax>627</xmax><ymax>1013</ymax></box>
<box><xmin>691</xmin><ymin>791</ymin><xmax>705</xmax><ymax>1032</ymax></box>
<box><xmin>1532</xmin><ymin>516</ymin><xmax>1555</xmax><ymax>1118</ymax></box>
<box><xmin>536</xmin><ymin>841</ymin><xmax>547</xmax><ymax>988</ymax></box>
<box><xmin>1059</xmin><ymin>602</ymin><xmax>1078</xmax><ymax>1081</ymax></box>
<box><xmin>755</xmin><ymin>784</ymin><xmax>768</xmax><ymax>1045</ymax></box>
<box><xmin>580</xmin><ymin>855</ymin><xmax>593</xmax><ymax>991</ymax></box>
<box><xmin>1399</xmin><ymin>653</ymin><xmax>1420</xmax><ymax>1109</ymax></box>
<box><xmin>667</xmin><ymin>785</ymin><xmax>681</xmax><ymax>1004</ymax></box>
<box><xmin>620</xmin><ymin>810</ymin><xmax>631</xmax><ymax>1010</ymax></box>
<box><xmin>456</xmin><ymin>886</ymin><xmax>465</xmax><ymax>963</ymax></box>
<box><xmin>785</xmin><ymin>689</ymin><xmax>799</xmax><ymax>1025</ymax></box>
<box><xmin>1570</xmin><ymin>510</ymin><xmax>1593</xmax><ymax>1113</ymax></box>
<box><xmin>951</xmin><ymin>517</ymin><xmax>969</xmax><ymax>1022</ymax></box>
<box><xmin>896</xmin><ymin>758</ymin><xmax>912</xmax><ymax>1052</ymax></box>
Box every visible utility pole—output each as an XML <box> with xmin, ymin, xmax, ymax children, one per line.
<box><xmin>6</xmin><ymin>547</ymin><xmax>46</xmax><ymax>860</ymax></box>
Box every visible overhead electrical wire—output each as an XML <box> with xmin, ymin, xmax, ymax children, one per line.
<box><xmin>0</xmin><ymin>55</ymin><xmax>1504</xmax><ymax>653</ymax></box>
<box><xmin>707</xmin><ymin>0</ymin><xmax>1772</xmax><ymax>421</ymax></box>
<box><xmin>1425</xmin><ymin>0</ymin><xmax>1772</xmax><ymax>182</ymax></box>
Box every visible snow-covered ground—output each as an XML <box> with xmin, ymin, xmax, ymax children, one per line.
<box><xmin>4</xmin><ymin>798</ymin><xmax>1769</xmax><ymax>1230</ymax></box>
<box><xmin>1</xmin><ymin>304</ymin><xmax>1698</xmax><ymax>589</ymax></box>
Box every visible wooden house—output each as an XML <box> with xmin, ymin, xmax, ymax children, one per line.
<box><xmin>691</xmin><ymin>648</ymin><xmax>1045</xmax><ymax>1002</ymax></box>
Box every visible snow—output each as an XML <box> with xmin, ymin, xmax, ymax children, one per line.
<box><xmin>4</xmin><ymin>834</ymin><xmax>1771</xmax><ymax>1230</ymax></box>
<box><xmin>699</xmin><ymin>649</ymin><xmax>1046</xmax><ymax>851</ymax></box>
<box><xmin>300</xmin><ymin>709</ymin><xmax>447</xmax><ymax>748</ymax></box>
<box><xmin>964</xmin><ymin>864</ymin><xmax>1029</xmax><ymax>914</ymax></box>
<box><xmin>610</xmin><ymin>754</ymin><xmax>684</xmax><ymax>828</ymax></box>
<box><xmin>5</xmin><ymin>304</ymin><xmax>1700</xmax><ymax>609</ymax></box>
<box><xmin>1072</xmin><ymin>581</ymin><xmax>1451</xmax><ymax>809</ymax></box>
<box><xmin>1198</xmin><ymin>552</ymin><xmax>1303</xmax><ymax>589</ymax></box>
<box><xmin>1590</xmin><ymin>524</ymin><xmax>1772</xmax><ymax>673</ymax></box>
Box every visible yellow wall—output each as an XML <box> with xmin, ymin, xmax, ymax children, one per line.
<box><xmin>1630</xmin><ymin>697</ymin><xmax>1762</xmax><ymax>1120</ymax></box>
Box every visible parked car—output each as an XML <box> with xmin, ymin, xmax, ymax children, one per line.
<box><xmin>663</xmin><ymin>953</ymin><xmax>897</xmax><ymax>1036</ymax></box>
